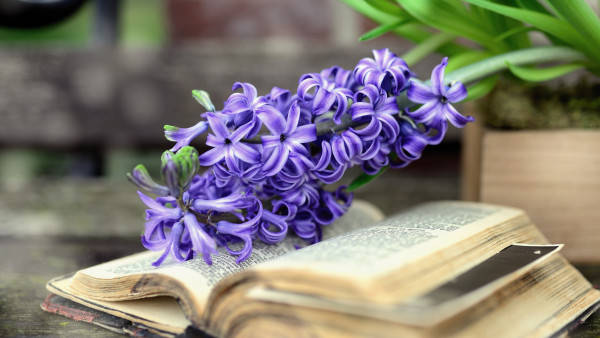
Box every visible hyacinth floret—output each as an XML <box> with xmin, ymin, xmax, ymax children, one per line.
<box><xmin>128</xmin><ymin>48</ymin><xmax>474</xmax><ymax>266</ymax></box>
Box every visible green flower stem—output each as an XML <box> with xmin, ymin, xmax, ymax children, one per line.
<box><xmin>402</xmin><ymin>32</ymin><xmax>457</xmax><ymax>66</ymax></box>
<box><xmin>445</xmin><ymin>46</ymin><xmax>587</xmax><ymax>84</ymax></box>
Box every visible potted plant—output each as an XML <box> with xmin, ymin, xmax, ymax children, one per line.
<box><xmin>341</xmin><ymin>0</ymin><xmax>600</xmax><ymax>262</ymax></box>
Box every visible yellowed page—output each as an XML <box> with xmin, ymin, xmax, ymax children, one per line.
<box><xmin>70</xmin><ymin>200</ymin><xmax>384</xmax><ymax>308</ymax></box>
<box><xmin>256</xmin><ymin>201</ymin><xmax>523</xmax><ymax>279</ymax></box>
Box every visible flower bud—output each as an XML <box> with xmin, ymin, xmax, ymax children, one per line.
<box><xmin>192</xmin><ymin>89</ymin><xmax>215</xmax><ymax>112</ymax></box>
<box><xmin>161</xmin><ymin>146</ymin><xmax>200</xmax><ymax>197</ymax></box>
<box><xmin>127</xmin><ymin>164</ymin><xmax>170</xmax><ymax>196</ymax></box>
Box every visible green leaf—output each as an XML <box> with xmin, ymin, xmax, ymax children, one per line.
<box><xmin>445</xmin><ymin>46</ymin><xmax>586</xmax><ymax>85</ymax></box>
<box><xmin>546</xmin><ymin>0</ymin><xmax>600</xmax><ymax>55</ymax></box>
<box><xmin>514</xmin><ymin>0</ymin><xmax>565</xmax><ymax>46</ymax></box>
<box><xmin>192</xmin><ymin>89</ymin><xmax>215</xmax><ymax>112</ymax></box>
<box><xmin>348</xmin><ymin>167</ymin><xmax>388</xmax><ymax>192</ymax></box>
<box><xmin>401</xmin><ymin>32</ymin><xmax>455</xmax><ymax>66</ymax></box>
<box><xmin>339</xmin><ymin>0</ymin><xmax>470</xmax><ymax>56</ymax></box>
<box><xmin>359</xmin><ymin>19</ymin><xmax>409</xmax><ymax>41</ymax></box>
<box><xmin>365</xmin><ymin>0</ymin><xmax>407</xmax><ymax>17</ymax></box>
<box><xmin>396</xmin><ymin>0</ymin><xmax>501</xmax><ymax>52</ymax></box>
<box><xmin>493</xmin><ymin>25</ymin><xmax>535</xmax><ymax>43</ymax></box>
<box><xmin>445</xmin><ymin>51</ymin><xmax>490</xmax><ymax>73</ymax></box>
<box><xmin>463</xmin><ymin>0</ymin><xmax>595</xmax><ymax>62</ymax></box>
<box><xmin>469</xmin><ymin>3</ymin><xmax>530</xmax><ymax>50</ymax></box>
<box><xmin>505</xmin><ymin>62</ymin><xmax>584</xmax><ymax>82</ymax></box>
<box><xmin>464</xmin><ymin>75</ymin><xmax>498</xmax><ymax>102</ymax></box>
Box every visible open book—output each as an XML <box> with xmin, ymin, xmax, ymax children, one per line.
<box><xmin>45</xmin><ymin>201</ymin><xmax>600</xmax><ymax>337</ymax></box>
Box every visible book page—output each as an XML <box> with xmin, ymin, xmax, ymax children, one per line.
<box><xmin>257</xmin><ymin>201</ymin><xmax>521</xmax><ymax>276</ymax></box>
<box><xmin>75</xmin><ymin>200</ymin><xmax>384</xmax><ymax>300</ymax></box>
<box><xmin>48</xmin><ymin>275</ymin><xmax>190</xmax><ymax>335</ymax></box>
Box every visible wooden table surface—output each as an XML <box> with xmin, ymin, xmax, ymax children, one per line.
<box><xmin>1</xmin><ymin>169</ymin><xmax>599</xmax><ymax>336</ymax></box>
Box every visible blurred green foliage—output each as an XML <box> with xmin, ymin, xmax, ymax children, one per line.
<box><xmin>0</xmin><ymin>0</ymin><xmax>165</xmax><ymax>47</ymax></box>
<box><xmin>0</xmin><ymin>2</ymin><xmax>92</xmax><ymax>46</ymax></box>
<box><xmin>120</xmin><ymin>0</ymin><xmax>166</xmax><ymax>47</ymax></box>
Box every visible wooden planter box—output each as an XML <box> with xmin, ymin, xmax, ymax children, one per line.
<box><xmin>462</xmin><ymin>122</ymin><xmax>600</xmax><ymax>262</ymax></box>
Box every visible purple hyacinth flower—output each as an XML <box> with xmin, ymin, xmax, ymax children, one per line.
<box><xmin>315</xmin><ymin>186</ymin><xmax>352</xmax><ymax>225</ymax></box>
<box><xmin>223</xmin><ymin>82</ymin><xmax>266</xmax><ymax>136</ymax></box>
<box><xmin>216</xmin><ymin>197</ymin><xmax>263</xmax><ymax>263</ymax></box>
<box><xmin>350</xmin><ymin>84</ymin><xmax>400</xmax><ymax>141</ymax></box>
<box><xmin>257</xmin><ymin>101</ymin><xmax>317</xmax><ymax>176</ymax></box>
<box><xmin>407</xmin><ymin>57</ymin><xmax>474</xmax><ymax>129</ymax></box>
<box><xmin>330</xmin><ymin>130</ymin><xmax>363</xmax><ymax>166</ymax></box>
<box><xmin>137</xmin><ymin>191</ymin><xmax>187</xmax><ymax>266</ymax></box>
<box><xmin>191</xmin><ymin>190</ymin><xmax>256</xmax><ymax>213</ymax></box>
<box><xmin>392</xmin><ymin>121</ymin><xmax>432</xmax><ymax>168</ymax></box>
<box><xmin>281</xmin><ymin>180</ymin><xmax>320</xmax><ymax>207</ymax></box>
<box><xmin>138</xmin><ymin>191</ymin><xmax>183</xmax><ymax>224</ymax></box>
<box><xmin>144</xmin><ymin>220</ymin><xmax>194</xmax><ymax>267</ymax></box>
<box><xmin>265</xmin><ymin>86</ymin><xmax>294</xmax><ymax>114</ymax></box>
<box><xmin>182</xmin><ymin>212</ymin><xmax>218</xmax><ymax>265</ymax></box>
<box><xmin>164</xmin><ymin>121</ymin><xmax>208</xmax><ymax>152</ymax></box>
<box><xmin>362</xmin><ymin>140</ymin><xmax>391</xmax><ymax>175</ymax></box>
<box><xmin>289</xmin><ymin>207</ymin><xmax>322</xmax><ymax>243</ymax></box>
<box><xmin>199</xmin><ymin>113</ymin><xmax>260</xmax><ymax>172</ymax></box>
<box><xmin>297</xmin><ymin>66</ymin><xmax>354</xmax><ymax>123</ymax></box>
<box><xmin>258</xmin><ymin>201</ymin><xmax>292</xmax><ymax>244</ymax></box>
<box><xmin>354</xmin><ymin>48</ymin><xmax>411</xmax><ymax>95</ymax></box>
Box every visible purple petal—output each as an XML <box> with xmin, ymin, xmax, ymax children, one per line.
<box><xmin>206</xmin><ymin>113</ymin><xmax>230</xmax><ymax>139</ymax></box>
<box><xmin>342</xmin><ymin>130</ymin><xmax>362</xmax><ymax>159</ymax></box>
<box><xmin>229</xmin><ymin>121</ymin><xmax>255</xmax><ymax>143</ymax></box>
<box><xmin>359</xmin><ymin>138</ymin><xmax>380</xmax><ymax>160</ymax></box>
<box><xmin>183</xmin><ymin>212</ymin><xmax>217</xmax><ymax>265</ymax></box>
<box><xmin>297</xmin><ymin>77</ymin><xmax>319</xmax><ymax>100</ymax></box>
<box><xmin>407</xmin><ymin>100</ymin><xmax>442</xmax><ymax>125</ymax></box>
<box><xmin>355</xmin><ymin>84</ymin><xmax>380</xmax><ymax>105</ymax></box>
<box><xmin>289</xmin><ymin>124</ymin><xmax>316</xmax><ymax>144</ymax></box>
<box><xmin>446</xmin><ymin>81</ymin><xmax>467</xmax><ymax>102</ymax></box>
<box><xmin>351</xmin><ymin>102</ymin><xmax>376</xmax><ymax>120</ymax></box>
<box><xmin>164</xmin><ymin>121</ymin><xmax>208</xmax><ymax>152</ymax></box>
<box><xmin>430</xmin><ymin>57</ymin><xmax>448</xmax><ymax>96</ymax></box>
<box><xmin>426</xmin><ymin>121</ymin><xmax>448</xmax><ymax>145</ymax></box>
<box><xmin>312</xmin><ymin>88</ymin><xmax>336</xmax><ymax>116</ymax></box>
<box><xmin>232</xmin><ymin>82</ymin><xmax>257</xmax><ymax>102</ymax></box>
<box><xmin>407</xmin><ymin>81</ymin><xmax>436</xmax><ymax>104</ymax></box>
<box><xmin>192</xmin><ymin>192</ymin><xmax>253</xmax><ymax>212</ymax></box>
<box><xmin>262</xmin><ymin>134</ymin><xmax>281</xmax><ymax>149</ymax></box>
<box><xmin>332</xmin><ymin>136</ymin><xmax>350</xmax><ymax>164</ymax></box>
<box><xmin>263</xmin><ymin>145</ymin><xmax>290</xmax><ymax>176</ymax></box>
<box><xmin>198</xmin><ymin>146</ymin><xmax>226</xmax><ymax>166</ymax></box>
<box><xmin>352</xmin><ymin>117</ymin><xmax>381</xmax><ymax>141</ymax></box>
<box><xmin>257</xmin><ymin>105</ymin><xmax>286</xmax><ymax>135</ymax></box>
<box><xmin>313</xmin><ymin>141</ymin><xmax>332</xmax><ymax>171</ymax></box>
<box><xmin>137</xmin><ymin>191</ymin><xmax>167</xmax><ymax>210</ymax></box>
<box><xmin>233</xmin><ymin>142</ymin><xmax>260</xmax><ymax>163</ymax></box>
<box><xmin>225</xmin><ymin>147</ymin><xmax>241</xmax><ymax>173</ymax></box>
<box><xmin>443</xmin><ymin>103</ymin><xmax>474</xmax><ymax>128</ymax></box>
<box><xmin>378</xmin><ymin>113</ymin><xmax>400</xmax><ymax>141</ymax></box>
<box><xmin>285</xmin><ymin>101</ymin><xmax>301</xmax><ymax>134</ymax></box>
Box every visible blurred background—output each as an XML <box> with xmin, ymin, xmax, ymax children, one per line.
<box><xmin>0</xmin><ymin>3</ymin><xmax>462</xmax><ymax>333</ymax></box>
<box><xmin>4</xmin><ymin>2</ymin><xmax>597</xmax><ymax>336</ymax></box>
<box><xmin>0</xmin><ymin>0</ymin><xmax>462</xmax><ymax>237</ymax></box>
